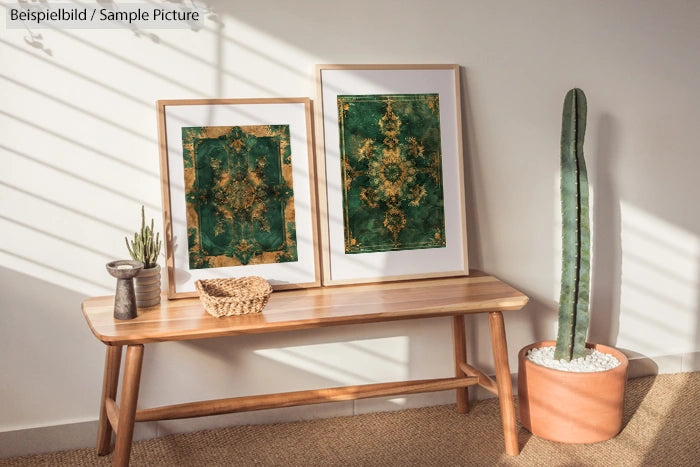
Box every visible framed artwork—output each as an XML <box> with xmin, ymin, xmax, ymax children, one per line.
<box><xmin>157</xmin><ymin>98</ymin><xmax>320</xmax><ymax>298</ymax></box>
<box><xmin>314</xmin><ymin>64</ymin><xmax>468</xmax><ymax>285</ymax></box>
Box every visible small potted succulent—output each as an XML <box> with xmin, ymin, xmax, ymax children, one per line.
<box><xmin>125</xmin><ymin>206</ymin><xmax>162</xmax><ymax>308</ymax></box>
<box><xmin>517</xmin><ymin>88</ymin><xmax>629</xmax><ymax>443</ymax></box>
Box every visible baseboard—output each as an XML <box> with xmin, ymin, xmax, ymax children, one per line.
<box><xmin>0</xmin><ymin>393</ymin><xmax>462</xmax><ymax>458</ymax></box>
<box><xmin>626</xmin><ymin>351</ymin><xmax>700</xmax><ymax>378</ymax></box>
<box><xmin>3</xmin><ymin>354</ymin><xmax>698</xmax><ymax>459</ymax></box>
<box><xmin>0</xmin><ymin>419</ymin><xmax>157</xmax><ymax>459</ymax></box>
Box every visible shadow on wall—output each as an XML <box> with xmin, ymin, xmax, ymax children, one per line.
<box><xmin>459</xmin><ymin>68</ymin><xmax>484</xmax><ymax>269</ymax></box>
<box><xmin>589</xmin><ymin>112</ymin><xmax>622</xmax><ymax>346</ymax></box>
<box><xmin>0</xmin><ymin>266</ymin><xmax>104</xmax><ymax>429</ymax></box>
<box><xmin>588</xmin><ymin>111</ymin><xmax>700</xmax><ymax>370</ymax></box>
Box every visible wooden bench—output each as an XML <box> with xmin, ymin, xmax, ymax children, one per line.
<box><xmin>81</xmin><ymin>270</ymin><xmax>528</xmax><ymax>466</ymax></box>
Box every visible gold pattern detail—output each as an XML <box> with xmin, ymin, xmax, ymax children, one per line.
<box><xmin>357</xmin><ymin>138</ymin><xmax>376</xmax><ymax>160</ymax></box>
<box><xmin>339</xmin><ymin>94</ymin><xmax>445</xmax><ymax>253</ymax></box>
<box><xmin>383</xmin><ymin>207</ymin><xmax>407</xmax><ymax>242</ymax></box>
<box><xmin>379</xmin><ymin>101</ymin><xmax>401</xmax><ymax>149</ymax></box>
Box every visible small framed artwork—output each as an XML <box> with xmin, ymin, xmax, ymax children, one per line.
<box><xmin>314</xmin><ymin>64</ymin><xmax>468</xmax><ymax>285</ymax></box>
<box><xmin>157</xmin><ymin>98</ymin><xmax>321</xmax><ymax>298</ymax></box>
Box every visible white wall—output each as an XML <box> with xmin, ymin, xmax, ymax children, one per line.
<box><xmin>1</xmin><ymin>0</ymin><xmax>699</xmax><ymax>456</ymax></box>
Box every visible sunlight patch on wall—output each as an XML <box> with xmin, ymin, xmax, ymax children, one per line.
<box><xmin>254</xmin><ymin>337</ymin><xmax>410</xmax><ymax>386</ymax></box>
<box><xmin>618</xmin><ymin>202</ymin><xmax>699</xmax><ymax>355</ymax></box>
<box><xmin>201</xmin><ymin>13</ymin><xmax>317</xmax><ymax>96</ymax></box>
<box><xmin>0</xmin><ymin>7</ymin><xmax>322</xmax><ymax>296</ymax></box>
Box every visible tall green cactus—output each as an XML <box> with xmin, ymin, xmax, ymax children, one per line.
<box><xmin>554</xmin><ymin>88</ymin><xmax>591</xmax><ymax>361</ymax></box>
<box><xmin>125</xmin><ymin>206</ymin><xmax>162</xmax><ymax>269</ymax></box>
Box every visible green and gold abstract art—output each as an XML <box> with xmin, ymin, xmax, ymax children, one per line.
<box><xmin>338</xmin><ymin>93</ymin><xmax>446</xmax><ymax>254</ymax></box>
<box><xmin>182</xmin><ymin>125</ymin><xmax>297</xmax><ymax>269</ymax></box>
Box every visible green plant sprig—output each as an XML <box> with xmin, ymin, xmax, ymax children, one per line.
<box><xmin>125</xmin><ymin>206</ymin><xmax>162</xmax><ymax>269</ymax></box>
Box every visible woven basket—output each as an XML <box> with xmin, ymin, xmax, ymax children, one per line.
<box><xmin>194</xmin><ymin>277</ymin><xmax>272</xmax><ymax>317</ymax></box>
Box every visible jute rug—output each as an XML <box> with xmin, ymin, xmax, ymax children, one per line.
<box><xmin>1</xmin><ymin>372</ymin><xmax>698</xmax><ymax>466</ymax></box>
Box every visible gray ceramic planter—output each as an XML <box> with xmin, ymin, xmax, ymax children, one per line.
<box><xmin>135</xmin><ymin>264</ymin><xmax>161</xmax><ymax>308</ymax></box>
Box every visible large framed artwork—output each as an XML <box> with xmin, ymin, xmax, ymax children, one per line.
<box><xmin>315</xmin><ymin>64</ymin><xmax>468</xmax><ymax>285</ymax></box>
<box><xmin>157</xmin><ymin>98</ymin><xmax>320</xmax><ymax>298</ymax></box>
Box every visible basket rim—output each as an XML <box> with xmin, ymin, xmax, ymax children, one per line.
<box><xmin>195</xmin><ymin>277</ymin><xmax>272</xmax><ymax>300</ymax></box>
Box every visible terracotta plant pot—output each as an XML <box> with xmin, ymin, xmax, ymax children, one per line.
<box><xmin>134</xmin><ymin>264</ymin><xmax>161</xmax><ymax>308</ymax></box>
<box><xmin>518</xmin><ymin>340</ymin><xmax>629</xmax><ymax>443</ymax></box>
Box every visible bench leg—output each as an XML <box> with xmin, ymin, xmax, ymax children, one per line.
<box><xmin>97</xmin><ymin>345</ymin><xmax>122</xmax><ymax>455</ymax></box>
<box><xmin>489</xmin><ymin>311</ymin><xmax>519</xmax><ymax>456</ymax></box>
<box><xmin>113</xmin><ymin>344</ymin><xmax>144</xmax><ymax>467</ymax></box>
<box><xmin>452</xmin><ymin>315</ymin><xmax>469</xmax><ymax>413</ymax></box>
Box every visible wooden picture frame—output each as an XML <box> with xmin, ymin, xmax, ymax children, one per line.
<box><xmin>314</xmin><ymin>64</ymin><xmax>468</xmax><ymax>285</ymax></box>
<box><xmin>157</xmin><ymin>98</ymin><xmax>320</xmax><ymax>298</ymax></box>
